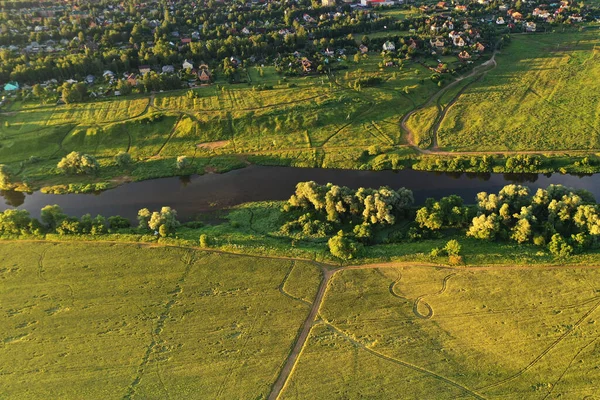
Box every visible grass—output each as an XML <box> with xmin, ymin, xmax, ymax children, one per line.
<box><xmin>0</xmin><ymin>241</ymin><xmax>321</xmax><ymax>399</ymax></box>
<box><xmin>283</xmin><ymin>265</ymin><xmax>600</xmax><ymax>399</ymax></box>
<box><xmin>437</xmin><ymin>30</ymin><xmax>600</xmax><ymax>151</ymax></box>
<box><xmin>0</xmin><ymin>56</ymin><xmax>439</xmax><ymax>191</ymax></box>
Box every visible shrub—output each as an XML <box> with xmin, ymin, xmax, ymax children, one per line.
<box><xmin>199</xmin><ymin>234</ymin><xmax>211</xmax><ymax>248</ymax></box>
<box><xmin>328</xmin><ymin>231</ymin><xmax>361</xmax><ymax>261</ymax></box>
<box><xmin>108</xmin><ymin>216</ymin><xmax>131</xmax><ymax>230</ymax></box>
<box><xmin>57</xmin><ymin>152</ymin><xmax>99</xmax><ymax>175</ymax></box>
<box><xmin>548</xmin><ymin>234</ymin><xmax>573</xmax><ymax>258</ymax></box>
<box><xmin>444</xmin><ymin>239</ymin><xmax>461</xmax><ymax>256</ymax></box>
<box><xmin>176</xmin><ymin>155</ymin><xmax>189</xmax><ymax>170</ymax></box>
<box><xmin>114</xmin><ymin>151</ymin><xmax>133</xmax><ymax>168</ymax></box>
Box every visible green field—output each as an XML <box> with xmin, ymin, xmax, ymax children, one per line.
<box><xmin>437</xmin><ymin>30</ymin><xmax>600</xmax><ymax>151</ymax></box>
<box><xmin>0</xmin><ymin>241</ymin><xmax>321</xmax><ymax>399</ymax></box>
<box><xmin>2</xmin><ymin>240</ymin><xmax>600</xmax><ymax>398</ymax></box>
<box><xmin>284</xmin><ymin>265</ymin><xmax>600</xmax><ymax>399</ymax></box>
<box><xmin>0</xmin><ymin>59</ymin><xmax>437</xmax><ymax>189</ymax></box>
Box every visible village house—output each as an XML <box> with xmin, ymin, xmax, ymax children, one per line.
<box><xmin>382</xmin><ymin>41</ymin><xmax>396</xmax><ymax>51</ymax></box>
<box><xmin>3</xmin><ymin>82</ymin><xmax>19</xmax><ymax>91</ymax></box>
<box><xmin>198</xmin><ymin>64</ymin><xmax>211</xmax><ymax>83</ymax></box>
<box><xmin>496</xmin><ymin>16</ymin><xmax>506</xmax><ymax>24</ymax></box>
<box><xmin>182</xmin><ymin>60</ymin><xmax>194</xmax><ymax>70</ymax></box>
<box><xmin>301</xmin><ymin>58</ymin><xmax>313</xmax><ymax>72</ymax></box>
<box><xmin>475</xmin><ymin>42</ymin><xmax>485</xmax><ymax>52</ymax></box>
<box><xmin>512</xmin><ymin>12</ymin><xmax>523</xmax><ymax>20</ymax></box>
<box><xmin>454</xmin><ymin>36</ymin><xmax>466</xmax><ymax>47</ymax></box>
<box><xmin>162</xmin><ymin>65</ymin><xmax>175</xmax><ymax>73</ymax></box>
<box><xmin>139</xmin><ymin>65</ymin><xmax>151</xmax><ymax>75</ymax></box>
<box><xmin>455</xmin><ymin>4</ymin><xmax>468</xmax><ymax>12</ymax></box>
<box><xmin>525</xmin><ymin>21</ymin><xmax>537</xmax><ymax>31</ymax></box>
<box><xmin>359</xmin><ymin>44</ymin><xmax>369</xmax><ymax>54</ymax></box>
<box><xmin>430</xmin><ymin>37</ymin><xmax>445</xmax><ymax>48</ymax></box>
<box><xmin>458</xmin><ymin>50</ymin><xmax>471</xmax><ymax>60</ymax></box>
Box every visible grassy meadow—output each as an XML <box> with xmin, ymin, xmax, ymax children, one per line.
<box><xmin>0</xmin><ymin>241</ymin><xmax>321</xmax><ymax>399</ymax></box>
<box><xmin>0</xmin><ymin>57</ymin><xmax>437</xmax><ymax>190</ymax></box>
<box><xmin>437</xmin><ymin>30</ymin><xmax>600</xmax><ymax>151</ymax></box>
<box><xmin>283</xmin><ymin>265</ymin><xmax>600</xmax><ymax>399</ymax></box>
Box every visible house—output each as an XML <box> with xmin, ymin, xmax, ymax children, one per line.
<box><xmin>126</xmin><ymin>74</ymin><xmax>137</xmax><ymax>86</ymax></box>
<box><xmin>569</xmin><ymin>14</ymin><xmax>583</xmax><ymax>22</ymax></box>
<box><xmin>430</xmin><ymin>37</ymin><xmax>445</xmax><ymax>48</ymax></box>
<box><xmin>512</xmin><ymin>12</ymin><xmax>523</xmax><ymax>20</ymax></box>
<box><xmin>475</xmin><ymin>42</ymin><xmax>485</xmax><ymax>52</ymax></box>
<box><xmin>496</xmin><ymin>16</ymin><xmax>506</xmax><ymax>24</ymax></box>
<box><xmin>181</xmin><ymin>38</ymin><xmax>192</xmax><ymax>45</ymax></box>
<box><xmin>458</xmin><ymin>50</ymin><xmax>471</xmax><ymax>60</ymax></box>
<box><xmin>359</xmin><ymin>44</ymin><xmax>369</xmax><ymax>54</ymax></box>
<box><xmin>162</xmin><ymin>65</ymin><xmax>175</xmax><ymax>73</ymax></box>
<box><xmin>322</xmin><ymin>0</ymin><xmax>336</xmax><ymax>6</ymax></box>
<box><xmin>436</xmin><ymin>1</ymin><xmax>448</xmax><ymax>9</ymax></box>
<box><xmin>448</xmin><ymin>31</ymin><xmax>461</xmax><ymax>40</ymax></box>
<box><xmin>525</xmin><ymin>21</ymin><xmax>537</xmax><ymax>31</ymax></box>
<box><xmin>324</xmin><ymin>48</ymin><xmax>334</xmax><ymax>57</ymax></box>
<box><xmin>430</xmin><ymin>23</ymin><xmax>440</xmax><ymax>33</ymax></box>
<box><xmin>241</xmin><ymin>27</ymin><xmax>251</xmax><ymax>35</ymax></box>
<box><xmin>103</xmin><ymin>70</ymin><xmax>115</xmax><ymax>80</ymax></box>
<box><xmin>455</xmin><ymin>5</ymin><xmax>468</xmax><ymax>12</ymax></box>
<box><xmin>85</xmin><ymin>75</ymin><xmax>95</xmax><ymax>84</ymax></box>
<box><xmin>139</xmin><ymin>65</ymin><xmax>151</xmax><ymax>75</ymax></box>
<box><xmin>382</xmin><ymin>41</ymin><xmax>395</xmax><ymax>51</ymax></box>
<box><xmin>499</xmin><ymin>4</ymin><xmax>509</xmax><ymax>11</ymax></box>
<box><xmin>442</xmin><ymin>20</ymin><xmax>454</xmax><ymax>30</ymax></box>
<box><xmin>301</xmin><ymin>58</ymin><xmax>313</xmax><ymax>72</ymax></box>
<box><xmin>65</xmin><ymin>79</ymin><xmax>78</xmax><ymax>84</ymax></box>
<box><xmin>454</xmin><ymin>36</ymin><xmax>466</xmax><ymax>47</ymax></box>
<box><xmin>182</xmin><ymin>60</ymin><xmax>194</xmax><ymax>70</ymax></box>
<box><xmin>3</xmin><ymin>82</ymin><xmax>19</xmax><ymax>91</ymax></box>
<box><xmin>198</xmin><ymin>65</ymin><xmax>211</xmax><ymax>83</ymax></box>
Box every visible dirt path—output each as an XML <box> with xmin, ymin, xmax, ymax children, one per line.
<box><xmin>268</xmin><ymin>266</ymin><xmax>333</xmax><ymax>400</ymax></box>
<box><xmin>401</xmin><ymin>52</ymin><xmax>498</xmax><ymax>153</ymax></box>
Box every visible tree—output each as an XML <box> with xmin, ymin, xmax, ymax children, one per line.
<box><xmin>467</xmin><ymin>213</ymin><xmax>501</xmax><ymax>240</ymax></box>
<box><xmin>444</xmin><ymin>239</ymin><xmax>461</xmax><ymax>256</ymax></box>
<box><xmin>176</xmin><ymin>156</ymin><xmax>189</xmax><ymax>170</ymax></box>
<box><xmin>0</xmin><ymin>164</ymin><xmax>14</xmax><ymax>190</ymax></box>
<box><xmin>108</xmin><ymin>216</ymin><xmax>131</xmax><ymax>230</ymax></box>
<box><xmin>57</xmin><ymin>152</ymin><xmax>99</xmax><ymax>175</ymax></box>
<box><xmin>0</xmin><ymin>209</ymin><xmax>32</xmax><ymax>234</ymax></box>
<box><xmin>548</xmin><ymin>234</ymin><xmax>573</xmax><ymax>258</ymax></box>
<box><xmin>114</xmin><ymin>151</ymin><xmax>133</xmax><ymax>168</ymax></box>
<box><xmin>32</xmin><ymin>83</ymin><xmax>42</xmax><ymax>98</ymax></box>
<box><xmin>40</xmin><ymin>205</ymin><xmax>66</xmax><ymax>231</ymax></box>
<box><xmin>139</xmin><ymin>207</ymin><xmax>180</xmax><ymax>236</ymax></box>
<box><xmin>328</xmin><ymin>230</ymin><xmax>360</xmax><ymax>260</ymax></box>
<box><xmin>137</xmin><ymin>208</ymin><xmax>152</xmax><ymax>230</ymax></box>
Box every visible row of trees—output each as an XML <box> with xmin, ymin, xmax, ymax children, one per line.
<box><xmin>0</xmin><ymin>205</ymin><xmax>180</xmax><ymax>238</ymax></box>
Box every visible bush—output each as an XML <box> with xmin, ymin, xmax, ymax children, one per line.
<box><xmin>328</xmin><ymin>231</ymin><xmax>361</xmax><ymax>261</ymax></box>
<box><xmin>114</xmin><ymin>151</ymin><xmax>133</xmax><ymax>168</ymax></box>
<box><xmin>108</xmin><ymin>216</ymin><xmax>131</xmax><ymax>230</ymax></box>
<box><xmin>548</xmin><ymin>234</ymin><xmax>573</xmax><ymax>258</ymax></box>
<box><xmin>199</xmin><ymin>234</ymin><xmax>211</xmax><ymax>248</ymax></box>
<box><xmin>444</xmin><ymin>239</ymin><xmax>461</xmax><ymax>256</ymax></box>
<box><xmin>176</xmin><ymin>155</ymin><xmax>189</xmax><ymax>170</ymax></box>
<box><xmin>57</xmin><ymin>152</ymin><xmax>99</xmax><ymax>175</ymax></box>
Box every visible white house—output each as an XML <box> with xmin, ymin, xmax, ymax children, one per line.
<box><xmin>182</xmin><ymin>60</ymin><xmax>194</xmax><ymax>70</ymax></box>
<box><xmin>382</xmin><ymin>41</ymin><xmax>396</xmax><ymax>51</ymax></box>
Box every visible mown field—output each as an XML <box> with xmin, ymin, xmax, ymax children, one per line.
<box><xmin>283</xmin><ymin>265</ymin><xmax>600</xmax><ymax>399</ymax></box>
<box><xmin>437</xmin><ymin>30</ymin><xmax>600</xmax><ymax>151</ymax></box>
<box><xmin>0</xmin><ymin>242</ymin><xmax>321</xmax><ymax>399</ymax></box>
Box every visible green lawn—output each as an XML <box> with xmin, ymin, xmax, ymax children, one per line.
<box><xmin>0</xmin><ymin>242</ymin><xmax>321</xmax><ymax>399</ymax></box>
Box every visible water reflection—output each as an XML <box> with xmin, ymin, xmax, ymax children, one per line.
<box><xmin>1</xmin><ymin>166</ymin><xmax>600</xmax><ymax>221</ymax></box>
<box><xmin>1</xmin><ymin>190</ymin><xmax>26</xmax><ymax>207</ymax></box>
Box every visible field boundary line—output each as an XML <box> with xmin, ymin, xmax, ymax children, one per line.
<box><xmin>278</xmin><ymin>261</ymin><xmax>312</xmax><ymax>306</ymax></box>
<box><xmin>324</xmin><ymin>322</ymin><xmax>487</xmax><ymax>400</ymax></box>
<box><xmin>477</xmin><ymin>297</ymin><xmax>600</xmax><ymax>391</ymax></box>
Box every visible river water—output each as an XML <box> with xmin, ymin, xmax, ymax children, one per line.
<box><xmin>1</xmin><ymin>166</ymin><xmax>598</xmax><ymax>221</ymax></box>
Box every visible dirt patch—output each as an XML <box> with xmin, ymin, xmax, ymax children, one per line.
<box><xmin>110</xmin><ymin>175</ymin><xmax>133</xmax><ymax>185</ymax></box>
<box><xmin>197</xmin><ymin>140</ymin><xmax>230</xmax><ymax>150</ymax></box>
<box><xmin>204</xmin><ymin>166</ymin><xmax>218</xmax><ymax>173</ymax></box>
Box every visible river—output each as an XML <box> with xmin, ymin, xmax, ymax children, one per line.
<box><xmin>1</xmin><ymin>166</ymin><xmax>598</xmax><ymax>221</ymax></box>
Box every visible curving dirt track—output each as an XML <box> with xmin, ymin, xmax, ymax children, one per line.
<box><xmin>413</xmin><ymin>273</ymin><xmax>456</xmax><ymax>319</ymax></box>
